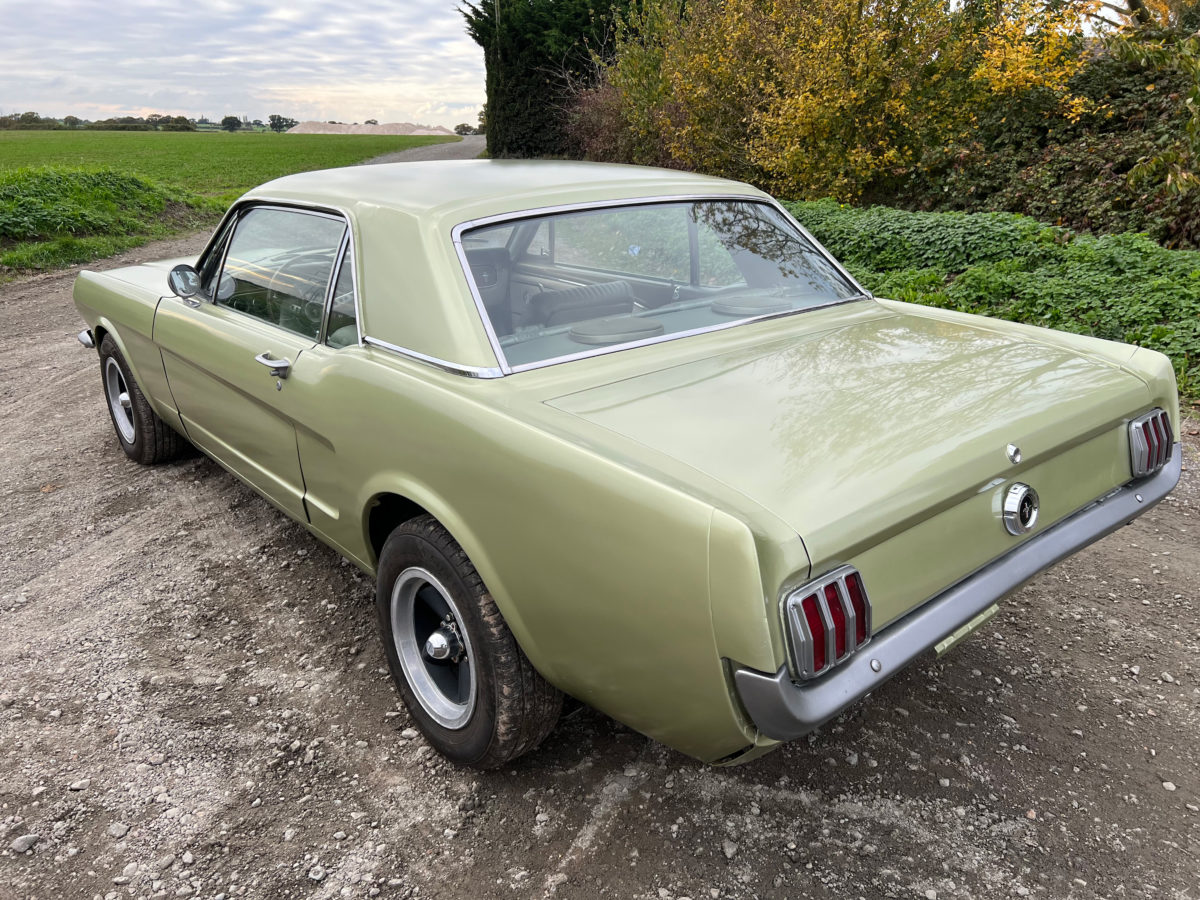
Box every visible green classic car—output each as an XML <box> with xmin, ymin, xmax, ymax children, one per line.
<box><xmin>74</xmin><ymin>161</ymin><xmax>1182</xmax><ymax>768</ymax></box>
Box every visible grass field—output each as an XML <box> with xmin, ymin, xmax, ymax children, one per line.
<box><xmin>0</xmin><ymin>131</ymin><xmax>456</xmax><ymax>200</ymax></box>
<box><xmin>0</xmin><ymin>130</ymin><xmax>457</xmax><ymax>275</ymax></box>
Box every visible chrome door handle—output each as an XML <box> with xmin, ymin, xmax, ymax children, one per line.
<box><xmin>254</xmin><ymin>352</ymin><xmax>291</xmax><ymax>378</ymax></box>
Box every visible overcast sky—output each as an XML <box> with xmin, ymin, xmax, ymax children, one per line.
<box><xmin>0</xmin><ymin>0</ymin><xmax>486</xmax><ymax>127</ymax></box>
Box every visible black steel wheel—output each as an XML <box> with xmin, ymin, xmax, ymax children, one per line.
<box><xmin>375</xmin><ymin>515</ymin><xmax>562</xmax><ymax>768</ymax></box>
<box><xmin>97</xmin><ymin>334</ymin><xmax>186</xmax><ymax>465</ymax></box>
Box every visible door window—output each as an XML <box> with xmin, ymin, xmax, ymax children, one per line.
<box><xmin>217</xmin><ymin>207</ymin><xmax>347</xmax><ymax>340</ymax></box>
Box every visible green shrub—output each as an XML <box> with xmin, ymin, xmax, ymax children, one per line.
<box><xmin>788</xmin><ymin>199</ymin><xmax>1200</xmax><ymax>400</ymax></box>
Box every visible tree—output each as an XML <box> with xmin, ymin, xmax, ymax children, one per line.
<box><xmin>63</xmin><ymin>115</ymin><xmax>81</xmax><ymax>129</ymax></box>
<box><xmin>365</xmin><ymin>118</ymin><xmax>379</xmax><ymax>125</ymax></box>
<box><xmin>220</xmin><ymin>115</ymin><xmax>241</xmax><ymax>132</ymax></box>
<box><xmin>462</xmin><ymin>0</ymin><xmax>630</xmax><ymax>157</ymax></box>
<box><xmin>268</xmin><ymin>114</ymin><xmax>298</xmax><ymax>132</ymax></box>
<box><xmin>454</xmin><ymin>122</ymin><xmax>475</xmax><ymax>135</ymax></box>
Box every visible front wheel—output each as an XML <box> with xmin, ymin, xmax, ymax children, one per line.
<box><xmin>375</xmin><ymin>515</ymin><xmax>562</xmax><ymax>768</ymax></box>
<box><xmin>97</xmin><ymin>334</ymin><xmax>186</xmax><ymax>465</ymax></box>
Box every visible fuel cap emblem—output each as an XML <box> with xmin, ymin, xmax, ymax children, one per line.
<box><xmin>1003</xmin><ymin>483</ymin><xmax>1039</xmax><ymax>535</ymax></box>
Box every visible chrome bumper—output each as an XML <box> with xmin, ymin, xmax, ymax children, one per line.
<box><xmin>734</xmin><ymin>444</ymin><xmax>1183</xmax><ymax>742</ymax></box>
<box><xmin>77</xmin><ymin>329</ymin><xmax>95</xmax><ymax>349</ymax></box>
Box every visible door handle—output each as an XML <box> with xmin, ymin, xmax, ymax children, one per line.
<box><xmin>254</xmin><ymin>352</ymin><xmax>291</xmax><ymax>378</ymax></box>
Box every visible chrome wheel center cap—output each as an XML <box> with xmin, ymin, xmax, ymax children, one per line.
<box><xmin>424</xmin><ymin>625</ymin><xmax>462</xmax><ymax>661</ymax></box>
<box><xmin>119</xmin><ymin>392</ymin><xmax>132</xmax><ymax>410</ymax></box>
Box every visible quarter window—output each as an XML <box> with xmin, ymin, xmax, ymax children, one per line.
<box><xmin>216</xmin><ymin>207</ymin><xmax>347</xmax><ymax>340</ymax></box>
<box><xmin>325</xmin><ymin>248</ymin><xmax>358</xmax><ymax>348</ymax></box>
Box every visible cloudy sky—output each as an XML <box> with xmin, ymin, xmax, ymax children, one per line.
<box><xmin>0</xmin><ymin>0</ymin><xmax>486</xmax><ymax>128</ymax></box>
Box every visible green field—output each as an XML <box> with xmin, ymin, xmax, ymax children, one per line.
<box><xmin>0</xmin><ymin>130</ymin><xmax>457</xmax><ymax>276</ymax></box>
<box><xmin>0</xmin><ymin>130</ymin><xmax>456</xmax><ymax>199</ymax></box>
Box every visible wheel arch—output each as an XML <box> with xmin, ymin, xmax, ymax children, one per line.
<box><xmin>361</xmin><ymin>484</ymin><xmax>546</xmax><ymax>678</ymax></box>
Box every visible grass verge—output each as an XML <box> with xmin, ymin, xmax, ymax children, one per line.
<box><xmin>0</xmin><ymin>131</ymin><xmax>457</xmax><ymax>279</ymax></box>
<box><xmin>786</xmin><ymin>199</ymin><xmax>1200</xmax><ymax>403</ymax></box>
<box><xmin>0</xmin><ymin>167</ymin><xmax>222</xmax><ymax>275</ymax></box>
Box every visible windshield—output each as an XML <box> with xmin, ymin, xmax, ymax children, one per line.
<box><xmin>458</xmin><ymin>199</ymin><xmax>862</xmax><ymax>369</ymax></box>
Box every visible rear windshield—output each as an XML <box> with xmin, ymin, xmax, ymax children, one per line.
<box><xmin>458</xmin><ymin>200</ymin><xmax>861</xmax><ymax>369</ymax></box>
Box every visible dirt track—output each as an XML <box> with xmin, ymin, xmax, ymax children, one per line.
<box><xmin>0</xmin><ymin>233</ymin><xmax>1198</xmax><ymax>900</ymax></box>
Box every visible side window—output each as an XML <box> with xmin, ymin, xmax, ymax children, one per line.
<box><xmin>325</xmin><ymin>247</ymin><xmax>358</xmax><ymax>348</ymax></box>
<box><xmin>217</xmin><ymin>207</ymin><xmax>347</xmax><ymax>340</ymax></box>
<box><xmin>523</xmin><ymin>221</ymin><xmax>552</xmax><ymax>260</ymax></box>
<box><xmin>553</xmin><ymin>206</ymin><xmax>691</xmax><ymax>281</ymax></box>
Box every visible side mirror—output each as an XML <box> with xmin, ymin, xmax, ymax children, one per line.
<box><xmin>167</xmin><ymin>264</ymin><xmax>202</xmax><ymax>299</ymax></box>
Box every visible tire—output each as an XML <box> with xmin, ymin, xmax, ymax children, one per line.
<box><xmin>98</xmin><ymin>334</ymin><xmax>186</xmax><ymax>465</ymax></box>
<box><xmin>376</xmin><ymin>515</ymin><xmax>562</xmax><ymax>768</ymax></box>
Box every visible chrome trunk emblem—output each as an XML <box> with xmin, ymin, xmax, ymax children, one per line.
<box><xmin>1003</xmin><ymin>483</ymin><xmax>1039</xmax><ymax>535</ymax></box>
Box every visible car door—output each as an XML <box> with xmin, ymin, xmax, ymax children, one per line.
<box><xmin>154</xmin><ymin>204</ymin><xmax>348</xmax><ymax>522</ymax></box>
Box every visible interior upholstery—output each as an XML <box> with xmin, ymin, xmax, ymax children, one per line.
<box><xmin>528</xmin><ymin>280</ymin><xmax>634</xmax><ymax>327</ymax></box>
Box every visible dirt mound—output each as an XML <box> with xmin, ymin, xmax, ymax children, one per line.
<box><xmin>287</xmin><ymin>121</ymin><xmax>454</xmax><ymax>136</ymax></box>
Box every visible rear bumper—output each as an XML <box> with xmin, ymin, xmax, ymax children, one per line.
<box><xmin>733</xmin><ymin>443</ymin><xmax>1183</xmax><ymax>742</ymax></box>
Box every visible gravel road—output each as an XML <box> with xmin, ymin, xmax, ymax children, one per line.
<box><xmin>359</xmin><ymin>135</ymin><xmax>485</xmax><ymax>165</ymax></box>
<box><xmin>1</xmin><ymin>230</ymin><xmax>1197</xmax><ymax>900</ymax></box>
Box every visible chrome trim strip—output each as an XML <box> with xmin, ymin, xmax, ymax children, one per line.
<box><xmin>735</xmin><ymin>445</ymin><xmax>1183</xmax><ymax>742</ymax></box>
<box><xmin>361</xmin><ymin>335</ymin><xmax>505</xmax><ymax>379</ymax></box>
<box><xmin>835</xmin><ymin>575</ymin><xmax>857</xmax><ymax>656</ymax></box>
<box><xmin>450</xmin><ymin>194</ymin><xmax>870</xmax><ymax>376</ymax></box>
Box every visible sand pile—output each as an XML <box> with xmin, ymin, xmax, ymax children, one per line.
<box><xmin>287</xmin><ymin>121</ymin><xmax>454</xmax><ymax>136</ymax></box>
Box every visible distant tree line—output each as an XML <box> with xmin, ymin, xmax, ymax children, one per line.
<box><xmin>0</xmin><ymin>111</ymin><xmax>304</xmax><ymax>133</ymax></box>
<box><xmin>0</xmin><ymin>111</ymin><xmax>196</xmax><ymax>131</ymax></box>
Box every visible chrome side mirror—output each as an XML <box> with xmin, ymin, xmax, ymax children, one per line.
<box><xmin>167</xmin><ymin>264</ymin><xmax>202</xmax><ymax>300</ymax></box>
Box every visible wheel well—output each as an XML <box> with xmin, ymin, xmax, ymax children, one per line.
<box><xmin>367</xmin><ymin>493</ymin><xmax>429</xmax><ymax>562</ymax></box>
<box><xmin>93</xmin><ymin>324</ymin><xmax>109</xmax><ymax>350</ymax></box>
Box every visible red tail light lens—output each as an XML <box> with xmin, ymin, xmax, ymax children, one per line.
<box><xmin>800</xmin><ymin>594</ymin><xmax>826</xmax><ymax>672</ymax></box>
<box><xmin>825</xmin><ymin>584</ymin><xmax>847</xmax><ymax>659</ymax></box>
<box><xmin>783</xmin><ymin>567</ymin><xmax>872</xmax><ymax>680</ymax></box>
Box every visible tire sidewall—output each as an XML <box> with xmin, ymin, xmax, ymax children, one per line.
<box><xmin>98</xmin><ymin>337</ymin><xmax>145</xmax><ymax>461</ymax></box>
<box><xmin>375</xmin><ymin>527</ymin><xmax>500</xmax><ymax>765</ymax></box>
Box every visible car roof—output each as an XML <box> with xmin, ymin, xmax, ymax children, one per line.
<box><xmin>244</xmin><ymin>159</ymin><xmax>766</xmax><ymax>222</ymax></box>
<box><xmin>238</xmin><ymin>160</ymin><xmax>775</xmax><ymax>373</ymax></box>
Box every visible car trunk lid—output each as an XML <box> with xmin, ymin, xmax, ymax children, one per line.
<box><xmin>547</xmin><ymin>310</ymin><xmax>1151</xmax><ymax>627</ymax></box>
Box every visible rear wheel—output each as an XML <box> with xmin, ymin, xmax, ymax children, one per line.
<box><xmin>98</xmin><ymin>334</ymin><xmax>186</xmax><ymax>465</ymax></box>
<box><xmin>376</xmin><ymin>515</ymin><xmax>562</xmax><ymax>768</ymax></box>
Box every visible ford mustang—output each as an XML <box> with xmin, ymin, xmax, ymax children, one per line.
<box><xmin>73</xmin><ymin>161</ymin><xmax>1182</xmax><ymax>768</ymax></box>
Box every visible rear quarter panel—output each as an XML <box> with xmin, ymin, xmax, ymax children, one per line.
<box><xmin>292</xmin><ymin>346</ymin><xmax>759</xmax><ymax>762</ymax></box>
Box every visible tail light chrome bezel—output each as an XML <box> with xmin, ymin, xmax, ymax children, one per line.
<box><xmin>1129</xmin><ymin>409</ymin><xmax>1174</xmax><ymax>478</ymax></box>
<box><xmin>782</xmin><ymin>566</ymin><xmax>872</xmax><ymax>681</ymax></box>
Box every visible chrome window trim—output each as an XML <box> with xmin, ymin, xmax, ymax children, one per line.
<box><xmin>451</xmin><ymin>194</ymin><xmax>872</xmax><ymax>376</ymax></box>
<box><xmin>321</xmin><ymin>229</ymin><xmax>365</xmax><ymax>348</ymax></box>
<box><xmin>361</xmin><ymin>335</ymin><xmax>505</xmax><ymax>379</ymax></box>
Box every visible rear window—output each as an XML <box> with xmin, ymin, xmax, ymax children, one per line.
<box><xmin>459</xmin><ymin>200</ymin><xmax>860</xmax><ymax>369</ymax></box>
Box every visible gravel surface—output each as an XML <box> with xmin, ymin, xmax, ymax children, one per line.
<box><xmin>0</xmin><ymin>232</ymin><xmax>1197</xmax><ymax>900</ymax></box>
<box><xmin>359</xmin><ymin>135</ymin><xmax>485</xmax><ymax>165</ymax></box>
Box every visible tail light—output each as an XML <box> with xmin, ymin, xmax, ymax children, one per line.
<box><xmin>1129</xmin><ymin>409</ymin><xmax>1173</xmax><ymax>477</ymax></box>
<box><xmin>783</xmin><ymin>567</ymin><xmax>872</xmax><ymax>680</ymax></box>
